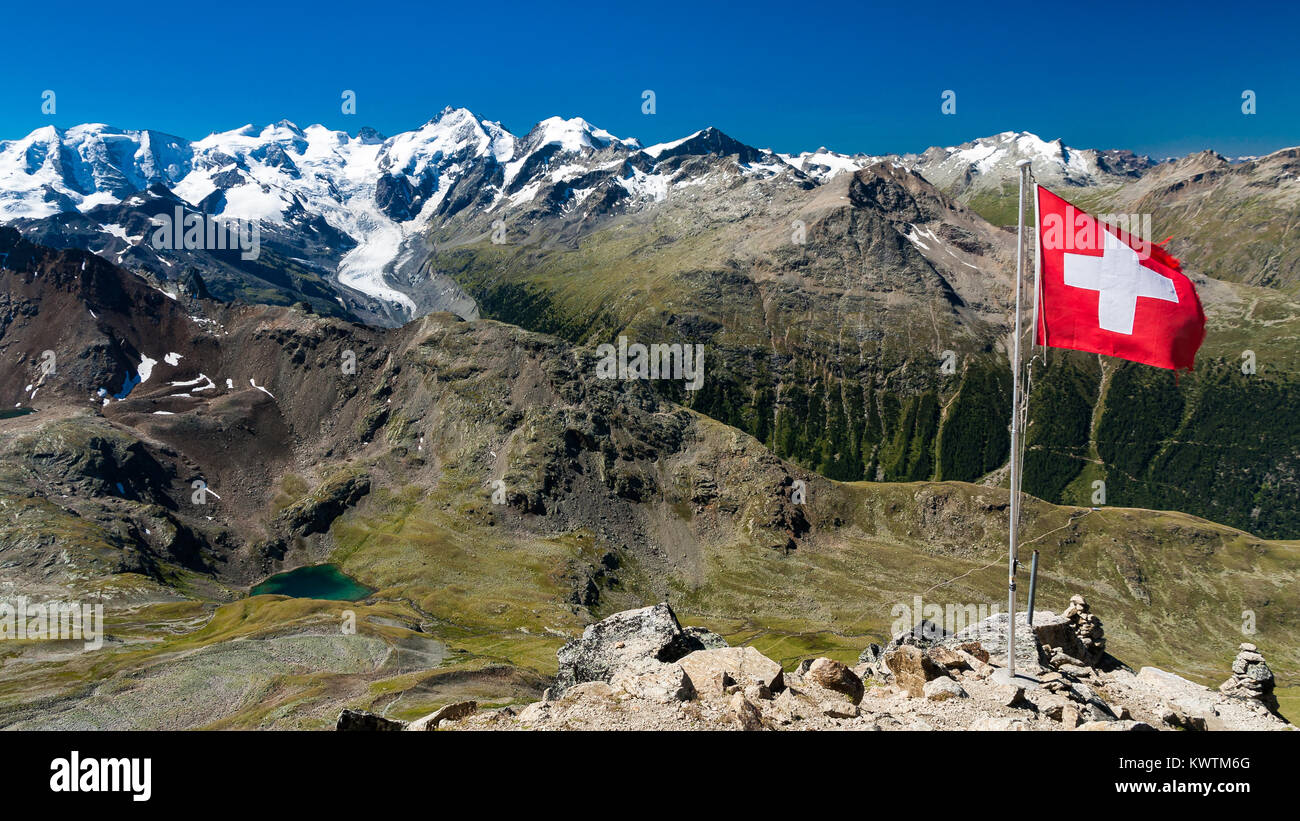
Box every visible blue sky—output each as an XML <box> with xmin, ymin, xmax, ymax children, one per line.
<box><xmin>2</xmin><ymin>0</ymin><xmax>1296</xmax><ymax>158</ymax></box>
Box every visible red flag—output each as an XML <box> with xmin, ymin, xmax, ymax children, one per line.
<box><xmin>1035</xmin><ymin>186</ymin><xmax>1205</xmax><ymax>371</ymax></box>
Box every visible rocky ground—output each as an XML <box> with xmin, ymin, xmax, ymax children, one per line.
<box><xmin>340</xmin><ymin>596</ymin><xmax>1291</xmax><ymax>732</ymax></box>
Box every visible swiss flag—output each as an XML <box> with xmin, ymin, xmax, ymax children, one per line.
<box><xmin>1035</xmin><ymin>186</ymin><xmax>1205</xmax><ymax>371</ymax></box>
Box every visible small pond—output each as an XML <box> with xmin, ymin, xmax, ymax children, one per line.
<box><xmin>250</xmin><ymin>564</ymin><xmax>372</xmax><ymax>601</ymax></box>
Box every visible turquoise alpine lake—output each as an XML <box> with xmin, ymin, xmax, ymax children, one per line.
<box><xmin>250</xmin><ymin>564</ymin><xmax>372</xmax><ymax>601</ymax></box>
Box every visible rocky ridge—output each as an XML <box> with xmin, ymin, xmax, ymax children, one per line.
<box><xmin>339</xmin><ymin>597</ymin><xmax>1290</xmax><ymax>732</ymax></box>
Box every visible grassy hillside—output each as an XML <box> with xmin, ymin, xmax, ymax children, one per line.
<box><xmin>5</xmin><ymin>451</ymin><xmax>1295</xmax><ymax>728</ymax></box>
<box><xmin>427</xmin><ymin>211</ymin><xmax>1300</xmax><ymax>540</ymax></box>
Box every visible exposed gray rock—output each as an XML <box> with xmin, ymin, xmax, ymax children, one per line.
<box><xmin>942</xmin><ymin>596</ymin><xmax>1111</xmax><ymax>674</ymax></box>
<box><xmin>1138</xmin><ymin>667</ymin><xmax>1221</xmax><ymax>730</ymax></box>
<box><xmin>946</xmin><ymin>611</ymin><xmax>1041</xmax><ymax>673</ymax></box>
<box><xmin>516</xmin><ymin>701</ymin><xmax>550</xmax><ymax>725</ymax></box>
<box><xmin>857</xmin><ymin>643</ymin><xmax>883</xmax><ymax>666</ymax></box>
<box><xmin>885</xmin><ymin>619</ymin><xmax>948</xmax><ymax>652</ymax></box>
<box><xmin>275</xmin><ymin>473</ymin><xmax>371</xmax><ymax>539</ymax></box>
<box><xmin>1029</xmin><ymin>612</ymin><xmax>1082</xmax><ymax>661</ymax></box>
<box><xmin>554</xmin><ymin>602</ymin><xmax>720</xmax><ymax>692</ymax></box>
<box><xmin>336</xmin><ymin>708</ymin><xmax>406</xmax><ymax>731</ymax></box>
<box><xmin>1057</xmin><ymin>662</ymin><xmax>1092</xmax><ymax>678</ymax></box>
<box><xmin>681</xmin><ymin>626</ymin><xmax>729</xmax><ymax>650</ymax></box>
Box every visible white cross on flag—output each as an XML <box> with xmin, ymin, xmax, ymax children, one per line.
<box><xmin>1035</xmin><ymin>186</ymin><xmax>1205</xmax><ymax>370</ymax></box>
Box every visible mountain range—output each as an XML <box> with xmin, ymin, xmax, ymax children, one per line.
<box><xmin>9</xmin><ymin>111</ymin><xmax>1276</xmax><ymax>320</ymax></box>
<box><xmin>0</xmin><ymin>110</ymin><xmax>802</xmax><ymax>324</ymax></box>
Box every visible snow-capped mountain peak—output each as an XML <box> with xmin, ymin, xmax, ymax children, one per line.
<box><xmin>0</xmin><ymin>123</ymin><xmax>192</xmax><ymax>219</ymax></box>
<box><xmin>1</xmin><ymin>113</ymin><xmax>1159</xmax><ymax>329</ymax></box>
<box><xmin>527</xmin><ymin>116</ymin><xmax>640</xmax><ymax>153</ymax></box>
<box><xmin>904</xmin><ymin>130</ymin><xmax>1155</xmax><ymax>194</ymax></box>
<box><xmin>382</xmin><ymin>107</ymin><xmax>514</xmax><ymax>177</ymax></box>
<box><xmin>778</xmin><ymin>146</ymin><xmax>882</xmax><ymax>182</ymax></box>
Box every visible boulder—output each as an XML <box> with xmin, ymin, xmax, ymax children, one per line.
<box><xmin>406</xmin><ymin>700</ymin><xmax>477</xmax><ymax>731</ymax></box>
<box><xmin>729</xmin><ymin>692</ymin><xmax>766</xmax><ymax>731</ymax></box>
<box><xmin>559</xmin><ymin>680</ymin><xmax>616</xmax><ymax>702</ymax></box>
<box><xmin>923</xmin><ymin>676</ymin><xmax>969</xmax><ymax>702</ymax></box>
<box><xmin>954</xmin><ymin>641</ymin><xmax>990</xmax><ymax>663</ymax></box>
<box><xmin>806</xmin><ymin>658</ymin><xmax>865</xmax><ymax>704</ymax></box>
<box><xmin>516</xmin><ymin>701</ymin><xmax>550</xmax><ymax>725</ymax></box>
<box><xmin>884</xmin><ymin>619</ymin><xmax>948</xmax><ymax>652</ymax></box>
<box><xmin>957</xmin><ymin>650</ymin><xmax>995</xmax><ymax>678</ymax></box>
<box><xmin>336</xmin><ymin>709</ymin><xmax>406</xmax><ymax>731</ymax></box>
<box><xmin>926</xmin><ymin>644</ymin><xmax>970</xmax><ymax>671</ymax></box>
<box><xmin>1058</xmin><ymin>663</ymin><xmax>1093</xmax><ymax>678</ymax></box>
<box><xmin>945</xmin><ymin>611</ymin><xmax>1041</xmax><ymax>673</ymax></box>
<box><xmin>1137</xmin><ymin>667</ymin><xmax>1221</xmax><ymax>730</ymax></box>
<box><xmin>811</xmin><ymin>689</ymin><xmax>860</xmax><ymax>718</ymax></box>
<box><xmin>1164</xmin><ymin>699</ymin><xmax>1212</xmax><ymax>731</ymax></box>
<box><xmin>1036</xmin><ymin>695</ymin><xmax>1078</xmax><ymax>726</ymax></box>
<box><xmin>1060</xmin><ymin>703</ymin><xmax>1081</xmax><ymax>728</ymax></box>
<box><xmin>883</xmin><ymin>644</ymin><xmax>946</xmax><ymax>697</ymax></box>
<box><xmin>768</xmin><ymin>688</ymin><xmax>820</xmax><ymax>725</ymax></box>
<box><xmin>677</xmin><ymin>646</ymin><xmax>784</xmax><ymax>698</ymax></box>
<box><xmin>609</xmin><ymin>658</ymin><xmax>695</xmax><ymax>703</ymax></box>
<box><xmin>681</xmin><ymin>626</ymin><xmax>729</xmax><ymax>650</ymax></box>
<box><xmin>1137</xmin><ymin>666</ymin><xmax>1204</xmax><ymax>697</ymax></box>
<box><xmin>857</xmin><ymin>643</ymin><xmax>883</xmax><ymax>666</ymax></box>
<box><xmin>993</xmin><ymin>683</ymin><xmax>1031</xmax><ymax>709</ymax></box>
<box><xmin>744</xmin><ymin>683</ymin><xmax>774</xmax><ymax>701</ymax></box>
<box><xmin>554</xmin><ymin>602</ymin><xmax>721</xmax><ymax>692</ymax></box>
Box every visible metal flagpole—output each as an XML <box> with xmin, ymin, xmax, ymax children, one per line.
<box><xmin>1006</xmin><ymin>160</ymin><xmax>1032</xmax><ymax>678</ymax></box>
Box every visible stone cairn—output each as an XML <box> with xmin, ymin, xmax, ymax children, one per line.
<box><xmin>1061</xmin><ymin>594</ymin><xmax>1105</xmax><ymax>665</ymax></box>
<box><xmin>1219</xmin><ymin>643</ymin><xmax>1282</xmax><ymax>716</ymax></box>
